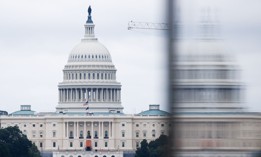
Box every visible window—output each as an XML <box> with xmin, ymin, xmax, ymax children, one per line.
<box><xmin>69</xmin><ymin>131</ymin><xmax>73</xmax><ymax>138</ymax></box>
<box><xmin>97</xmin><ymin>73</ymin><xmax>99</xmax><ymax>79</ymax></box>
<box><xmin>70</xmin><ymin>142</ymin><xmax>73</xmax><ymax>147</ymax></box>
<box><xmin>33</xmin><ymin>124</ymin><xmax>35</xmax><ymax>127</ymax></box>
<box><xmin>80</xmin><ymin>142</ymin><xmax>83</xmax><ymax>147</ymax></box>
<box><xmin>79</xmin><ymin>130</ymin><xmax>83</xmax><ymax>138</ymax></box>
<box><xmin>53</xmin><ymin>123</ymin><xmax>56</xmax><ymax>127</ymax></box>
<box><xmin>88</xmin><ymin>73</ymin><xmax>90</xmax><ymax>79</ymax></box>
<box><xmin>104</xmin><ymin>130</ymin><xmax>108</xmax><ymax>138</ymax></box>
<box><xmin>143</xmin><ymin>131</ymin><xmax>146</xmax><ymax>137</ymax></box>
<box><xmin>87</xmin><ymin>130</ymin><xmax>91</xmax><ymax>138</ymax></box>
<box><xmin>53</xmin><ymin>142</ymin><xmax>56</xmax><ymax>147</ymax></box>
<box><xmin>161</xmin><ymin>124</ymin><xmax>164</xmax><ymax>127</ymax></box>
<box><xmin>24</xmin><ymin>124</ymin><xmax>26</xmax><ymax>127</ymax></box>
<box><xmin>136</xmin><ymin>141</ymin><xmax>139</xmax><ymax>148</ymax></box>
<box><xmin>95</xmin><ymin>142</ymin><xmax>98</xmax><ymax>147</ymax></box>
<box><xmin>122</xmin><ymin>131</ymin><xmax>125</xmax><ymax>137</ymax></box>
<box><xmin>94</xmin><ymin>131</ymin><xmax>98</xmax><ymax>138</ymax></box>
<box><xmin>40</xmin><ymin>124</ymin><xmax>43</xmax><ymax>127</ymax></box>
<box><xmin>152</xmin><ymin>130</ymin><xmax>156</xmax><ymax>137</ymax></box>
<box><xmin>136</xmin><ymin>124</ymin><xmax>139</xmax><ymax>127</ymax></box>
<box><xmin>53</xmin><ymin>131</ymin><xmax>56</xmax><ymax>137</ymax></box>
<box><xmin>122</xmin><ymin>123</ymin><xmax>125</xmax><ymax>127</ymax></box>
<box><xmin>93</xmin><ymin>73</ymin><xmax>95</xmax><ymax>79</ymax></box>
<box><xmin>40</xmin><ymin>142</ymin><xmax>43</xmax><ymax>147</ymax></box>
<box><xmin>152</xmin><ymin>124</ymin><xmax>155</xmax><ymax>127</ymax></box>
<box><xmin>143</xmin><ymin>124</ymin><xmax>146</xmax><ymax>127</ymax></box>
<box><xmin>122</xmin><ymin>141</ymin><xmax>125</xmax><ymax>147</ymax></box>
<box><xmin>105</xmin><ymin>142</ymin><xmax>108</xmax><ymax>147</ymax></box>
<box><xmin>136</xmin><ymin>132</ymin><xmax>139</xmax><ymax>138</ymax></box>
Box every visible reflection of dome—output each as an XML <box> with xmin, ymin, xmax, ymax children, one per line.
<box><xmin>68</xmin><ymin>40</ymin><xmax>112</xmax><ymax>63</ymax></box>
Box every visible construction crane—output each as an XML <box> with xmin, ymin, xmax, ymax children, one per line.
<box><xmin>128</xmin><ymin>21</ymin><xmax>169</xmax><ymax>30</ymax></box>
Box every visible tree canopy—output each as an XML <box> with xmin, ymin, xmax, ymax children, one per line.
<box><xmin>135</xmin><ymin>135</ymin><xmax>169</xmax><ymax>157</ymax></box>
<box><xmin>0</xmin><ymin>126</ymin><xmax>41</xmax><ymax>157</ymax></box>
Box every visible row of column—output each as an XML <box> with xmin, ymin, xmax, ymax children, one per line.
<box><xmin>64</xmin><ymin>121</ymin><xmax>113</xmax><ymax>139</ymax></box>
<box><xmin>59</xmin><ymin>88</ymin><xmax>121</xmax><ymax>103</ymax></box>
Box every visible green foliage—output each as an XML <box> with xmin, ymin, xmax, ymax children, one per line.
<box><xmin>135</xmin><ymin>135</ymin><xmax>169</xmax><ymax>157</ymax></box>
<box><xmin>0</xmin><ymin>126</ymin><xmax>41</xmax><ymax>157</ymax></box>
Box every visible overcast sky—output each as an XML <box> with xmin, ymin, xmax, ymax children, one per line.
<box><xmin>1</xmin><ymin>0</ymin><xmax>261</xmax><ymax>114</ymax></box>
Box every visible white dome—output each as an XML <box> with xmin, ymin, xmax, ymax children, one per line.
<box><xmin>68</xmin><ymin>39</ymin><xmax>112</xmax><ymax>62</ymax></box>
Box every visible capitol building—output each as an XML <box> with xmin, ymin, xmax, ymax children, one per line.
<box><xmin>1</xmin><ymin>6</ymin><xmax>261</xmax><ymax>157</ymax></box>
<box><xmin>0</xmin><ymin>6</ymin><xmax>170</xmax><ymax>157</ymax></box>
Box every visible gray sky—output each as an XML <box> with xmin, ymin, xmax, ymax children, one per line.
<box><xmin>1</xmin><ymin>0</ymin><xmax>261</xmax><ymax>114</ymax></box>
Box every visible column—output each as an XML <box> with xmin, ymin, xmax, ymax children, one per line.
<box><xmin>66</xmin><ymin>122</ymin><xmax>69</xmax><ymax>138</ymax></box>
<box><xmin>101</xmin><ymin>122</ymin><xmax>104</xmax><ymax>138</ymax></box>
<box><xmin>81</xmin><ymin>88</ymin><xmax>84</xmax><ymax>101</ymax></box>
<box><xmin>99</xmin><ymin>122</ymin><xmax>102</xmax><ymax>138</ymax></box>
<box><xmin>101</xmin><ymin>88</ymin><xmax>104</xmax><ymax>102</ymax></box>
<box><xmin>90</xmin><ymin>88</ymin><xmax>93</xmax><ymax>101</ymax></box>
<box><xmin>116</xmin><ymin>89</ymin><xmax>119</xmax><ymax>102</ymax></box>
<box><xmin>84</xmin><ymin>122</ymin><xmax>86</xmax><ymax>138</ymax></box>
<box><xmin>74</xmin><ymin>122</ymin><xmax>76</xmax><ymax>138</ymax></box>
<box><xmin>110</xmin><ymin>89</ymin><xmax>112</xmax><ymax>101</ymax></box>
<box><xmin>66</xmin><ymin>89</ymin><xmax>69</xmax><ymax>102</ymax></box>
<box><xmin>99</xmin><ymin>122</ymin><xmax>101</xmax><ymax>138</ymax></box>
<box><xmin>59</xmin><ymin>89</ymin><xmax>61</xmax><ymax>102</ymax></box>
<box><xmin>62</xmin><ymin>89</ymin><xmax>64</xmax><ymax>102</ymax></box>
<box><xmin>75</xmin><ymin>122</ymin><xmax>78</xmax><ymax>138</ymax></box>
<box><xmin>91</xmin><ymin>122</ymin><xmax>94</xmax><ymax>139</ymax></box>
<box><xmin>75</xmin><ymin>89</ymin><xmax>78</xmax><ymax>102</ymax></box>
<box><xmin>108</xmin><ymin>121</ymin><xmax>111</xmax><ymax>138</ymax></box>
<box><xmin>64</xmin><ymin>122</ymin><xmax>66</xmax><ymax>138</ymax></box>
<box><xmin>119</xmin><ymin>89</ymin><xmax>121</xmax><ymax>101</ymax></box>
<box><xmin>113</xmin><ymin>89</ymin><xmax>116</xmax><ymax>102</ymax></box>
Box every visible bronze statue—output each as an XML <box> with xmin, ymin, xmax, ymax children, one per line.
<box><xmin>88</xmin><ymin>6</ymin><xmax>92</xmax><ymax>16</ymax></box>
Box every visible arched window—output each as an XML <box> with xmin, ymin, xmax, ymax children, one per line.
<box><xmin>101</xmin><ymin>73</ymin><xmax>103</xmax><ymax>79</ymax></box>
<box><xmin>95</xmin><ymin>55</ymin><xmax>97</xmax><ymax>58</ymax></box>
<box><xmin>84</xmin><ymin>73</ymin><xmax>86</xmax><ymax>79</ymax></box>
<box><xmin>88</xmin><ymin>73</ymin><xmax>91</xmax><ymax>79</ymax></box>
<box><xmin>105</xmin><ymin>73</ymin><xmax>107</xmax><ymax>79</ymax></box>
<box><xmin>85</xmin><ymin>55</ymin><xmax>87</xmax><ymax>58</ymax></box>
<box><xmin>78</xmin><ymin>156</ymin><xmax>82</xmax><ymax>157</ymax></box>
<box><xmin>80</xmin><ymin>73</ymin><xmax>82</xmax><ymax>79</ymax></box>
<box><xmin>75</xmin><ymin>73</ymin><xmax>78</xmax><ymax>79</ymax></box>
<box><xmin>103</xmin><ymin>156</ymin><xmax>106</xmax><ymax>157</ymax></box>
<box><xmin>81</xmin><ymin>55</ymin><xmax>83</xmax><ymax>58</ymax></box>
<box><xmin>97</xmin><ymin>73</ymin><xmax>99</xmax><ymax>80</ymax></box>
<box><xmin>111</xmin><ymin>156</ymin><xmax>115</xmax><ymax>157</ymax></box>
<box><xmin>104</xmin><ymin>130</ymin><xmax>108</xmax><ymax>138</ymax></box>
<box><xmin>95</xmin><ymin>156</ymin><xmax>98</xmax><ymax>157</ymax></box>
<box><xmin>61</xmin><ymin>156</ymin><xmax>65</xmax><ymax>157</ymax></box>
<box><xmin>94</xmin><ymin>130</ymin><xmax>98</xmax><ymax>138</ymax></box>
<box><xmin>93</xmin><ymin>73</ymin><xmax>95</xmax><ymax>79</ymax></box>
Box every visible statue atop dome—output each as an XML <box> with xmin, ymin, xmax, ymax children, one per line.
<box><xmin>88</xmin><ymin>5</ymin><xmax>92</xmax><ymax>16</ymax></box>
<box><xmin>86</xmin><ymin>5</ymin><xmax>93</xmax><ymax>23</ymax></box>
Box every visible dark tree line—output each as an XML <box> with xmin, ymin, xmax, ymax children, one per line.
<box><xmin>0</xmin><ymin>126</ymin><xmax>41</xmax><ymax>157</ymax></box>
<box><xmin>135</xmin><ymin>135</ymin><xmax>169</xmax><ymax>157</ymax></box>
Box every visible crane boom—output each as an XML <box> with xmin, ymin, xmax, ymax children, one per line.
<box><xmin>128</xmin><ymin>21</ymin><xmax>169</xmax><ymax>30</ymax></box>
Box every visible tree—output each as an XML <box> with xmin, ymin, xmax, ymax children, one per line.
<box><xmin>135</xmin><ymin>135</ymin><xmax>169</xmax><ymax>157</ymax></box>
<box><xmin>0</xmin><ymin>126</ymin><xmax>41</xmax><ymax>157</ymax></box>
<box><xmin>135</xmin><ymin>139</ymin><xmax>150</xmax><ymax>157</ymax></box>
